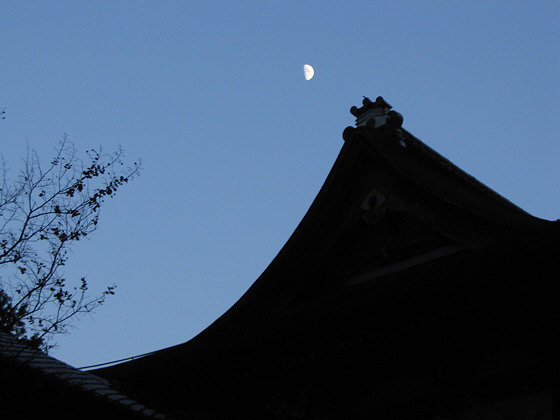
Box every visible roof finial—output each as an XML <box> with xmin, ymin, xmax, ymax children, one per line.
<box><xmin>350</xmin><ymin>96</ymin><xmax>402</xmax><ymax>129</ymax></box>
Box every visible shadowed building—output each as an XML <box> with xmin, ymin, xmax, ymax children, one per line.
<box><xmin>0</xmin><ymin>332</ymin><xmax>167</xmax><ymax>419</ymax></box>
<box><xmin>95</xmin><ymin>97</ymin><xmax>559</xmax><ymax>419</ymax></box>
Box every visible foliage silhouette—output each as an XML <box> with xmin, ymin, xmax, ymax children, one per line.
<box><xmin>0</xmin><ymin>137</ymin><xmax>139</xmax><ymax>351</ymax></box>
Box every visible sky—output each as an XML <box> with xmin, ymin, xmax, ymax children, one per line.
<box><xmin>1</xmin><ymin>2</ymin><xmax>559</xmax><ymax>368</ymax></box>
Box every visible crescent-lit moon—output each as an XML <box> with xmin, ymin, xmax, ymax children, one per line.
<box><xmin>303</xmin><ymin>64</ymin><xmax>315</xmax><ymax>80</ymax></box>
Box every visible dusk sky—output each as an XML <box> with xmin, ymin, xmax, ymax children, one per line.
<box><xmin>1</xmin><ymin>2</ymin><xmax>559</xmax><ymax>368</ymax></box>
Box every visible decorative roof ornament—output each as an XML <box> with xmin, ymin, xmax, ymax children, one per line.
<box><xmin>350</xmin><ymin>96</ymin><xmax>403</xmax><ymax>129</ymax></box>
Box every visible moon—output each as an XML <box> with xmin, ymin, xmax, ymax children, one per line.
<box><xmin>303</xmin><ymin>64</ymin><xmax>315</xmax><ymax>81</ymax></box>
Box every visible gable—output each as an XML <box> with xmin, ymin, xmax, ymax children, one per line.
<box><xmin>211</xmin><ymin>98</ymin><xmax>556</xmax><ymax>322</ymax></box>
<box><xmin>94</xmin><ymin>97</ymin><xmax>560</xmax><ymax>415</ymax></box>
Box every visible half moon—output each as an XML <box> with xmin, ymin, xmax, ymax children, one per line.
<box><xmin>303</xmin><ymin>64</ymin><xmax>315</xmax><ymax>81</ymax></box>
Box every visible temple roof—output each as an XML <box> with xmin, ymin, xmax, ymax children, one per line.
<box><xmin>0</xmin><ymin>332</ymin><xmax>167</xmax><ymax>419</ymax></box>
<box><xmin>95</xmin><ymin>96</ymin><xmax>560</xmax><ymax>402</ymax></box>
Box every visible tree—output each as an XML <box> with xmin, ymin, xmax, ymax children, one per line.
<box><xmin>0</xmin><ymin>137</ymin><xmax>140</xmax><ymax>351</ymax></box>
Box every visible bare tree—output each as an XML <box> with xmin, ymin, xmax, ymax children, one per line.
<box><xmin>0</xmin><ymin>137</ymin><xmax>140</xmax><ymax>351</ymax></box>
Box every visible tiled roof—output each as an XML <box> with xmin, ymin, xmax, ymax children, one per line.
<box><xmin>0</xmin><ymin>332</ymin><xmax>167</xmax><ymax>419</ymax></box>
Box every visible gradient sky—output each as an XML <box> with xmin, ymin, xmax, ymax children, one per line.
<box><xmin>1</xmin><ymin>2</ymin><xmax>559</xmax><ymax>368</ymax></box>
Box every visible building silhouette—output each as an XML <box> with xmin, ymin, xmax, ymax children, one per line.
<box><xmin>92</xmin><ymin>97</ymin><xmax>559</xmax><ymax>419</ymax></box>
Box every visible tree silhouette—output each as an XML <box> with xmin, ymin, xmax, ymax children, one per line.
<box><xmin>0</xmin><ymin>137</ymin><xmax>140</xmax><ymax>351</ymax></box>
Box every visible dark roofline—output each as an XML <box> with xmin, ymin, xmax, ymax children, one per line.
<box><xmin>0</xmin><ymin>332</ymin><xmax>168</xmax><ymax>419</ymax></box>
<box><xmin>343</xmin><ymin>123</ymin><xmax>557</xmax><ymax>236</ymax></box>
<box><xmin>95</xmin><ymin>95</ymin><xmax>560</xmax><ymax>383</ymax></box>
<box><xmin>400</xmin><ymin>128</ymin><xmax>529</xmax><ymax>214</ymax></box>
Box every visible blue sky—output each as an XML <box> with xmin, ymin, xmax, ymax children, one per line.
<box><xmin>1</xmin><ymin>2</ymin><xmax>559</xmax><ymax>368</ymax></box>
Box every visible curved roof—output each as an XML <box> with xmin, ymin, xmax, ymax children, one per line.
<box><xmin>95</xmin><ymin>97</ymin><xmax>560</xmax><ymax>396</ymax></box>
